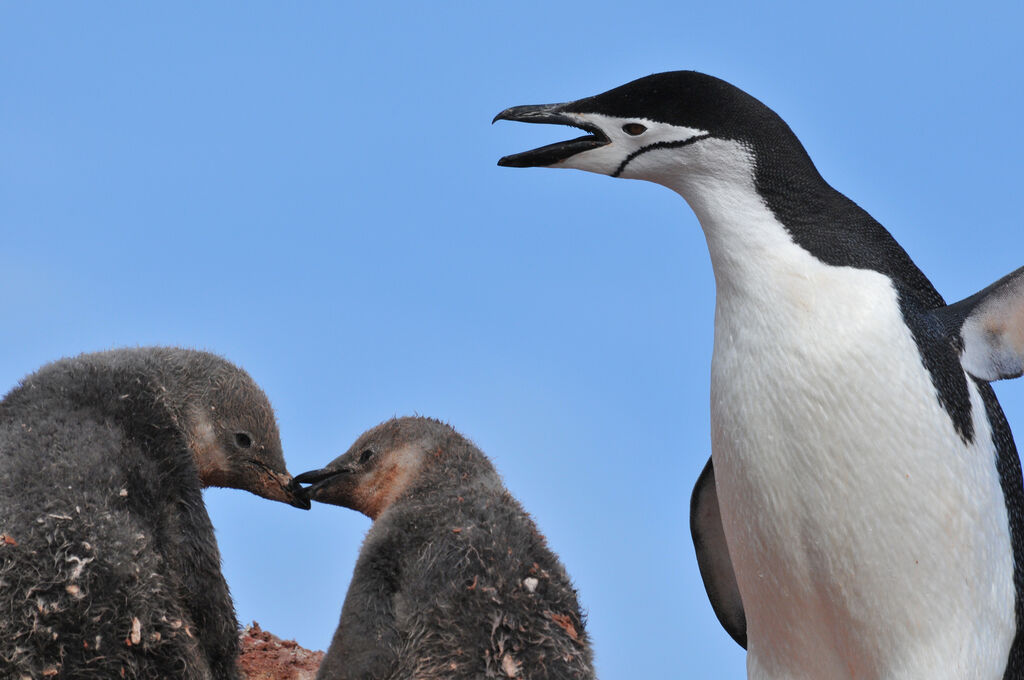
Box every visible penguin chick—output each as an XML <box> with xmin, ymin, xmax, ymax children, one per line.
<box><xmin>0</xmin><ymin>347</ymin><xmax>309</xmax><ymax>680</ymax></box>
<box><xmin>296</xmin><ymin>417</ymin><xmax>595</xmax><ymax>680</ymax></box>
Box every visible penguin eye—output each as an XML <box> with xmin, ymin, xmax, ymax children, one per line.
<box><xmin>234</xmin><ymin>432</ymin><xmax>253</xmax><ymax>449</ymax></box>
<box><xmin>359</xmin><ymin>449</ymin><xmax>374</xmax><ymax>464</ymax></box>
<box><xmin>622</xmin><ymin>123</ymin><xmax>647</xmax><ymax>136</ymax></box>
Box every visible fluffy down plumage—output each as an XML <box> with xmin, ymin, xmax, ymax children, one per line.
<box><xmin>298</xmin><ymin>417</ymin><xmax>596</xmax><ymax>680</ymax></box>
<box><xmin>0</xmin><ymin>348</ymin><xmax>306</xmax><ymax>679</ymax></box>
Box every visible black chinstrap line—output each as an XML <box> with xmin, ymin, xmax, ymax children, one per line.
<box><xmin>611</xmin><ymin>133</ymin><xmax>712</xmax><ymax>178</ymax></box>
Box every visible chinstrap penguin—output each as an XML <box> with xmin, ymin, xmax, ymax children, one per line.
<box><xmin>495</xmin><ymin>71</ymin><xmax>1024</xmax><ymax>679</ymax></box>
<box><xmin>0</xmin><ymin>347</ymin><xmax>310</xmax><ymax>680</ymax></box>
<box><xmin>295</xmin><ymin>416</ymin><xmax>596</xmax><ymax>680</ymax></box>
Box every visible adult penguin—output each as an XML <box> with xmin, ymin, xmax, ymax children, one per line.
<box><xmin>496</xmin><ymin>71</ymin><xmax>1024</xmax><ymax>679</ymax></box>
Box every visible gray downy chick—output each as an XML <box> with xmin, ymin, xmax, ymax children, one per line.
<box><xmin>296</xmin><ymin>417</ymin><xmax>596</xmax><ymax>680</ymax></box>
<box><xmin>0</xmin><ymin>347</ymin><xmax>309</xmax><ymax>680</ymax></box>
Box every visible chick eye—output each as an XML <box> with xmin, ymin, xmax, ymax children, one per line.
<box><xmin>622</xmin><ymin>123</ymin><xmax>647</xmax><ymax>136</ymax></box>
<box><xmin>234</xmin><ymin>432</ymin><xmax>253</xmax><ymax>449</ymax></box>
<box><xmin>358</xmin><ymin>449</ymin><xmax>374</xmax><ymax>464</ymax></box>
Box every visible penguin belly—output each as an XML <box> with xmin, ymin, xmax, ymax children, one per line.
<box><xmin>710</xmin><ymin>253</ymin><xmax>1015</xmax><ymax>680</ymax></box>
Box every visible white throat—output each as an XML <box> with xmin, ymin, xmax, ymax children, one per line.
<box><xmin>636</xmin><ymin>137</ymin><xmax>788</xmax><ymax>295</ymax></box>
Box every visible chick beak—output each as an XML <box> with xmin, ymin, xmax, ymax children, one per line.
<box><xmin>294</xmin><ymin>466</ymin><xmax>353</xmax><ymax>502</ymax></box>
<box><xmin>251</xmin><ymin>466</ymin><xmax>311</xmax><ymax>510</ymax></box>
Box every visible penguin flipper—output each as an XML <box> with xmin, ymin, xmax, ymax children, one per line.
<box><xmin>690</xmin><ymin>456</ymin><xmax>747</xmax><ymax>649</ymax></box>
<box><xmin>940</xmin><ymin>265</ymin><xmax>1024</xmax><ymax>381</ymax></box>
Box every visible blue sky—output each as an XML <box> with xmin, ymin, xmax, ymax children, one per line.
<box><xmin>2</xmin><ymin>3</ymin><xmax>1022</xmax><ymax>677</ymax></box>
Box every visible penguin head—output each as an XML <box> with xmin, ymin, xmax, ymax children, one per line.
<box><xmin>293</xmin><ymin>418</ymin><xmax>437</xmax><ymax>519</ymax></box>
<box><xmin>176</xmin><ymin>351</ymin><xmax>310</xmax><ymax>510</ymax></box>
<box><xmin>495</xmin><ymin>70</ymin><xmax>798</xmax><ymax>190</ymax></box>
<box><xmin>295</xmin><ymin>417</ymin><xmax>496</xmax><ymax>519</ymax></box>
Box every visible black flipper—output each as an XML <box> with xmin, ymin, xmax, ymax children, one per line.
<box><xmin>936</xmin><ymin>266</ymin><xmax>1024</xmax><ymax>381</ymax></box>
<box><xmin>690</xmin><ymin>456</ymin><xmax>747</xmax><ymax>648</ymax></box>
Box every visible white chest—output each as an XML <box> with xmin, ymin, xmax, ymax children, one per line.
<box><xmin>708</xmin><ymin>239</ymin><xmax>1014</xmax><ymax>679</ymax></box>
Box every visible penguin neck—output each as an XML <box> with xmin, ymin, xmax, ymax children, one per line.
<box><xmin>655</xmin><ymin>138</ymin><xmax>818</xmax><ymax>298</ymax></box>
<box><xmin>654</xmin><ymin>137</ymin><xmax>935</xmax><ymax>311</ymax></box>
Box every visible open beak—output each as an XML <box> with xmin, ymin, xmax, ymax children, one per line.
<box><xmin>493</xmin><ymin>103</ymin><xmax>609</xmax><ymax>167</ymax></box>
<box><xmin>294</xmin><ymin>466</ymin><xmax>353</xmax><ymax>503</ymax></box>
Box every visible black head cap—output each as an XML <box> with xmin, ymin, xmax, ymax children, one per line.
<box><xmin>563</xmin><ymin>71</ymin><xmax>777</xmax><ymax>138</ymax></box>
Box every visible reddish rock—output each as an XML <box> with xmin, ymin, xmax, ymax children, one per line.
<box><xmin>239</xmin><ymin>622</ymin><xmax>324</xmax><ymax>680</ymax></box>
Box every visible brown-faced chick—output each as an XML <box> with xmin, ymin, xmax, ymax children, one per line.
<box><xmin>295</xmin><ymin>417</ymin><xmax>596</xmax><ymax>680</ymax></box>
<box><xmin>0</xmin><ymin>347</ymin><xmax>309</xmax><ymax>680</ymax></box>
